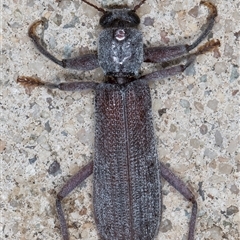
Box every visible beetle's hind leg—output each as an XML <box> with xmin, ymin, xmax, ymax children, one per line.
<box><xmin>56</xmin><ymin>161</ymin><xmax>93</xmax><ymax>240</ymax></box>
<box><xmin>160</xmin><ymin>162</ymin><xmax>197</xmax><ymax>240</ymax></box>
<box><xmin>28</xmin><ymin>19</ymin><xmax>99</xmax><ymax>70</ymax></box>
<box><xmin>144</xmin><ymin>1</ymin><xmax>217</xmax><ymax>63</ymax></box>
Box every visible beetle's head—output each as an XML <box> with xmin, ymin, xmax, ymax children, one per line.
<box><xmin>82</xmin><ymin>0</ymin><xmax>146</xmax><ymax>28</ymax></box>
<box><xmin>100</xmin><ymin>9</ymin><xmax>140</xmax><ymax>28</ymax></box>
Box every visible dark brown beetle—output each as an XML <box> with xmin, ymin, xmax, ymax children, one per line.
<box><xmin>18</xmin><ymin>1</ymin><xmax>220</xmax><ymax>239</ymax></box>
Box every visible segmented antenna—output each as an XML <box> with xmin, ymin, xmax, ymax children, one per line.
<box><xmin>133</xmin><ymin>0</ymin><xmax>147</xmax><ymax>11</ymax></box>
<box><xmin>82</xmin><ymin>0</ymin><xmax>106</xmax><ymax>13</ymax></box>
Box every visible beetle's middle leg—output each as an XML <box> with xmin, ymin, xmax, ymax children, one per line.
<box><xmin>160</xmin><ymin>162</ymin><xmax>197</xmax><ymax>240</ymax></box>
<box><xmin>56</xmin><ymin>161</ymin><xmax>93</xmax><ymax>240</ymax></box>
<box><xmin>144</xmin><ymin>1</ymin><xmax>217</xmax><ymax>64</ymax></box>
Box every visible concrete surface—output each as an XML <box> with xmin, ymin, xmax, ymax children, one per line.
<box><xmin>1</xmin><ymin>0</ymin><xmax>240</xmax><ymax>239</ymax></box>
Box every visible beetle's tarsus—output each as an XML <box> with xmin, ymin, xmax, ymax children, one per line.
<box><xmin>17</xmin><ymin>76</ymin><xmax>59</xmax><ymax>89</ymax></box>
<box><xmin>196</xmin><ymin>39</ymin><xmax>220</xmax><ymax>55</ymax></box>
<box><xmin>28</xmin><ymin>19</ymin><xmax>64</xmax><ymax>67</ymax></box>
<box><xmin>187</xmin><ymin>1</ymin><xmax>217</xmax><ymax>52</ymax></box>
<box><xmin>17</xmin><ymin>76</ymin><xmax>45</xmax><ymax>87</ymax></box>
<box><xmin>184</xmin><ymin>39</ymin><xmax>220</xmax><ymax>70</ymax></box>
<box><xmin>28</xmin><ymin>20</ymin><xmax>44</xmax><ymax>38</ymax></box>
<box><xmin>200</xmin><ymin>1</ymin><xmax>218</xmax><ymax>19</ymax></box>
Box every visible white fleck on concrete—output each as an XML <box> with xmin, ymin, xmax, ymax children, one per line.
<box><xmin>2</xmin><ymin>0</ymin><xmax>239</xmax><ymax>240</ymax></box>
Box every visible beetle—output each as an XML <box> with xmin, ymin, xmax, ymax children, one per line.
<box><xmin>17</xmin><ymin>0</ymin><xmax>220</xmax><ymax>239</ymax></box>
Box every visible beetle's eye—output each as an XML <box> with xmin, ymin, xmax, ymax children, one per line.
<box><xmin>100</xmin><ymin>11</ymin><xmax>113</xmax><ymax>27</ymax></box>
<box><xmin>128</xmin><ymin>10</ymin><xmax>140</xmax><ymax>25</ymax></box>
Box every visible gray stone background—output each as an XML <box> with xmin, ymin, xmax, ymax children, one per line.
<box><xmin>1</xmin><ymin>0</ymin><xmax>239</xmax><ymax>239</ymax></box>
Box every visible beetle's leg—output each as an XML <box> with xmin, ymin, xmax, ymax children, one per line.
<box><xmin>56</xmin><ymin>161</ymin><xmax>93</xmax><ymax>240</ymax></box>
<box><xmin>144</xmin><ymin>1</ymin><xmax>217</xmax><ymax>63</ymax></box>
<box><xmin>187</xmin><ymin>1</ymin><xmax>217</xmax><ymax>51</ymax></box>
<box><xmin>17</xmin><ymin>76</ymin><xmax>98</xmax><ymax>91</ymax></box>
<box><xmin>140</xmin><ymin>39</ymin><xmax>220</xmax><ymax>82</ymax></box>
<box><xmin>160</xmin><ymin>162</ymin><xmax>197</xmax><ymax>240</ymax></box>
<box><xmin>144</xmin><ymin>44</ymin><xmax>192</xmax><ymax>64</ymax></box>
<box><xmin>29</xmin><ymin>19</ymin><xmax>99</xmax><ymax>70</ymax></box>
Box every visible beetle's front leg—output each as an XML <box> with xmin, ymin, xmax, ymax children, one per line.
<box><xmin>144</xmin><ymin>1</ymin><xmax>217</xmax><ymax>63</ymax></box>
<box><xmin>29</xmin><ymin>19</ymin><xmax>99</xmax><ymax>70</ymax></box>
<box><xmin>56</xmin><ymin>161</ymin><xmax>93</xmax><ymax>240</ymax></box>
<box><xmin>17</xmin><ymin>76</ymin><xmax>98</xmax><ymax>91</ymax></box>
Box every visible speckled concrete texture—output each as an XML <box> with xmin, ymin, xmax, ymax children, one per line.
<box><xmin>1</xmin><ymin>0</ymin><xmax>240</xmax><ymax>239</ymax></box>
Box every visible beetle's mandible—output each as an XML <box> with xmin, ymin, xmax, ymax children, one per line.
<box><xmin>17</xmin><ymin>1</ymin><xmax>220</xmax><ymax>239</ymax></box>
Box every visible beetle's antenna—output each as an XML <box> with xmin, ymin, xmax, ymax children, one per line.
<box><xmin>82</xmin><ymin>0</ymin><xmax>106</xmax><ymax>13</ymax></box>
<box><xmin>133</xmin><ymin>0</ymin><xmax>147</xmax><ymax>11</ymax></box>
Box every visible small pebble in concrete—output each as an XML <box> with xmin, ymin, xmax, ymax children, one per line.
<box><xmin>158</xmin><ymin>108</ymin><xmax>167</xmax><ymax>117</ymax></box>
<box><xmin>48</xmin><ymin>160</ymin><xmax>61</xmax><ymax>176</ymax></box>
<box><xmin>218</xmin><ymin>163</ymin><xmax>233</xmax><ymax>174</ymax></box>
<box><xmin>180</xmin><ymin>99</ymin><xmax>190</xmax><ymax>108</ymax></box>
<box><xmin>194</xmin><ymin>101</ymin><xmax>204</xmax><ymax>112</ymax></box>
<box><xmin>200</xmin><ymin>124</ymin><xmax>208</xmax><ymax>135</ymax></box>
<box><xmin>214</xmin><ymin>130</ymin><xmax>223</xmax><ymax>147</ymax></box>
<box><xmin>204</xmin><ymin>148</ymin><xmax>217</xmax><ymax>159</ymax></box>
<box><xmin>159</xmin><ymin>219</ymin><xmax>172</xmax><ymax>233</ymax></box>
<box><xmin>143</xmin><ymin>16</ymin><xmax>154</xmax><ymax>27</ymax></box>
<box><xmin>230</xmin><ymin>65</ymin><xmax>239</xmax><ymax>82</ymax></box>
<box><xmin>226</xmin><ymin>206</ymin><xmax>239</xmax><ymax>216</ymax></box>
<box><xmin>230</xmin><ymin>184</ymin><xmax>239</xmax><ymax>195</ymax></box>
<box><xmin>207</xmin><ymin>99</ymin><xmax>219</xmax><ymax>112</ymax></box>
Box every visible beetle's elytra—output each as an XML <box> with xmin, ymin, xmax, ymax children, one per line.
<box><xmin>17</xmin><ymin>1</ymin><xmax>220</xmax><ymax>239</ymax></box>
